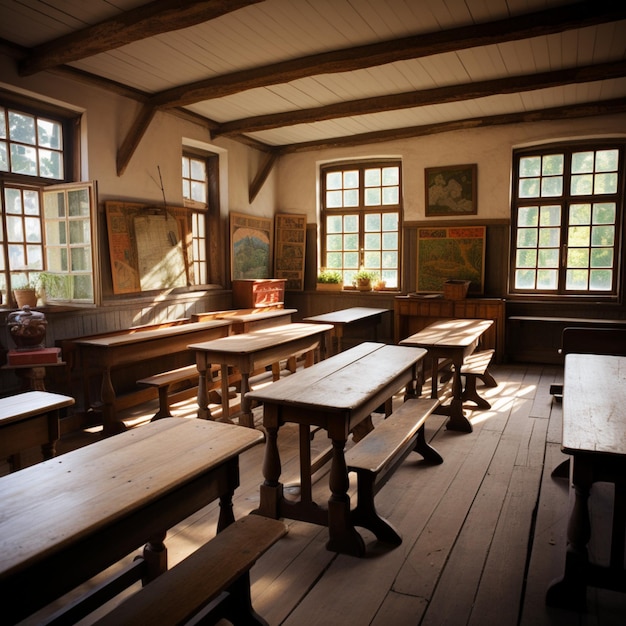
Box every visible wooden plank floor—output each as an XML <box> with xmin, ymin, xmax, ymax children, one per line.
<box><xmin>5</xmin><ymin>363</ymin><xmax>626</xmax><ymax>625</ymax></box>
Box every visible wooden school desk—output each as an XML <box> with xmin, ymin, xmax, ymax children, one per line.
<box><xmin>74</xmin><ymin>320</ymin><xmax>231</xmax><ymax>434</ymax></box>
<box><xmin>303</xmin><ymin>306</ymin><xmax>391</xmax><ymax>354</ymax></box>
<box><xmin>400</xmin><ymin>318</ymin><xmax>493</xmax><ymax>432</ymax></box>
<box><xmin>246</xmin><ymin>341</ymin><xmax>430</xmax><ymax>557</ymax></box>
<box><xmin>0</xmin><ymin>418</ymin><xmax>262</xmax><ymax>624</ymax></box>
<box><xmin>546</xmin><ymin>353</ymin><xmax>626</xmax><ymax>609</ymax></box>
<box><xmin>189</xmin><ymin>322</ymin><xmax>333</xmax><ymax>427</ymax></box>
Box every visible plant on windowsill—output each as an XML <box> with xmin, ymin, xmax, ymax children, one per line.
<box><xmin>316</xmin><ymin>269</ymin><xmax>343</xmax><ymax>291</ymax></box>
<box><xmin>353</xmin><ymin>269</ymin><xmax>379</xmax><ymax>292</ymax></box>
<box><xmin>12</xmin><ymin>276</ymin><xmax>39</xmax><ymax>309</ymax></box>
<box><xmin>37</xmin><ymin>271</ymin><xmax>71</xmax><ymax>303</ymax></box>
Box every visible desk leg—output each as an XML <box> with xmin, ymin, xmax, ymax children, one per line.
<box><xmin>239</xmin><ymin>372</ymin><xmax>254</xmax><ymax>428</ymax></box>
<box><xmin>142</xmin><ymin>530</ymin><xmax>167</xmax><ymax>584</ymax></box>
<box><xmin>196</xmin><ymin>360</ymin><xmax>213</xmax><ymax>420</ymax></box>
<box><xmin>546</xmin><ymin>458</ymin><xmax>591</xmax><ymax>610</ymax></box>
<box><xmin>101</xmin><ymin>367</ymin><xmax>125</xmax><ymax>435</ymax></box>
<box><xmin>443</xmin><ymin>362</ymin><xmax>473</xmax><ymax>433</ymax></box>
<box><xmin>257</xmin><ymin>418</ymin><xmax>283</xmax><ymax>519</ymax></box>
<box><xmin>326</xmin><ymin>438</ymin><xmax>365</xmax><ymax>557</ymax></box>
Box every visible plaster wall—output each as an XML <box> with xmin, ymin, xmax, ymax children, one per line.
<box><xmin>276</xmin><ymin>115</ymin><xmax>626</xmax><ymax>223</ymax></box>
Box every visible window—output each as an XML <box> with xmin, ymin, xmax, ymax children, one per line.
<box><xmin>511</xmin><ymin>142</ymin><xmax>624</xmax><ymax>298</ymax></box>
<box><xmin>320</xmin><ymin>161</ymin><xmax>402</xmax><ymax>288</ymax></box>
<box><xmin>0</xmin><ymin>101</ymin><xmax>96</xmax><ymax>305</ymax></box>
<box><xmin>182</xmin><ymin>152</ymin><xmax>210</xmax><ymax>285</ymax></box>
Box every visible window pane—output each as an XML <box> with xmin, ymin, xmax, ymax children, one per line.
<box><xmin>9</xmin><ymin>112</ymin><xmax>36</xmax><ymax>144</ymax></box>
<box><xmin>343</xmin><ymin>189</ymin><xmax>358</xmax><ymax>206</ymax></box>
<box><xmin>382</xmin><ymin>186</ymin><xmax>399</xmax><ymax>204</ymax></box>
<box><xmin>518</xmin><ymin>206</ymin><xmax>538</xmax><ymax>226</ymax></box>
<box><xmin>566</xmin><ymin>269</ymin><xmax>588</xmax><ymax>290</ymax></box>
<box><xmin>591</xmin><ymin>225</ymin><xmax>614</xmax><ymax>247</ymax></box>
<box><xmin>517</xmin><ymin>228</ymin><xmax>537</xmax><ymax>247</ymax></box>
<box><xmin>326</xmin><ymin>190</ymin><xmax>342</xmax><ymax>207</ymax></box>
<box><xmin>326</xmin><ymin>215</ymin><xmax>342</xmax><ymax>233</ymax></box>
<box><xmin>190</xmin><ymin>159</ymin><xmax>205</xmax><ymax>179</ymax></box>
<box><xmin>69</xmin><ymin>220</ymin><xmax>90</xmax><ymax>244</ymax></box>
<box><xmin>11</xmin><ymin>143</ymin><xmax>37</xmax><ymax>175</ymax></box>
<box><xmin>382</xmin><ymin>212</ymin><xmax>398</xmax><ymax>230</ymax></box>
<box><xmin>593</xmin><ymin>202</ymin><xmax>616</xmax><ymax>224</ymax></box>
<box><xmin>69</xmin><ymin>189</ymin><xmax>89</xmax><ymax>216</ymax></box>
<box><xmin>37</xmin><ymin>119</ymin><xmax>61</xmax><ymax>150</ymax></box>
<box><xmin>595</xmin><ymin>172</ymin><xmax>617</xmax><ymax>194</ymax></box>
<box><xmin>515</xmin><ymin>269</ymin><xmax>536</xmax><ymax>289</ymax></box>
<box><xmin>571</xmin><ymin>174</ymin><xmax>593</xmax><ymax>195</ymax></box>
<box><xmin>364</xmin><ymin>233</ymin><xmax>380</xmax><ymax>249</ymax></box>
<box><xmin>519</xmin><ymin>178</ymin><xmax>539</xmax><ymax>198</ymax></box>
<box><xmin>343</xmin><ymin>170</ymin><xmax>358</xmax><ymax>188</ymax></box>
<box><xmin>589</xmin><ymin>270</ymin><xmax>612</xmax><ymax>290</ymax></box>
<box><xmin>568</xmin><ymin>226</ymin><xmax>590</xmax><ymax>247</ymax></box>
<box><xmin>382</xmin><ymin>166</ymin><xmax>399</xmax><ymax>185</ymax></box>
<box><xmin>365</xmin><ymin>188</ymin><xmax>380</xmax><ymax>205</ymax></box>
<box><xmin>542</xmin><ymin>154</ymin><xmax>563</xmax><ymax>175</ymax></box>
<box><xmin>0</xmin><ymin>142</ymin><xmax>7</xmax><ymax>171</ymax></box>
<box><xmin>344</xmin><ymin>215</ymin><xmax>358</xmax><ymax>232</ymax></box>
<box><xmin>39</xmin><ymin>148</ymin><xmax>62</xmax><ymax>178</ymax></box>
<box><xmin>596</xmin><ymin>149</ymin><xmax>618</xmax><ymax>172</ymax></box>
<box><xmin>537</xmin><ymin>269</ymin><xmax>558</xmax><ymax>289</ymax></box>
<box><xmin>519</xmin><ymin>156</ymin><xmax>540</xmax><ymax>177</ymax></box>
<box><xmin>571</xmin><ymin>151</ymin><xmax>594</xmax><ymax>173</ymax></box>
<box><xmin>326</xmin><ymin>172</ymin><xmax>342</xmax><ymax>190</ymax></box>
<box><xmin>538</xmin><ymin>249</ymin><xmax>559</xmax><ymax>267</ymax></box>
<box><xmin>364</xmin><ymin>214</ymin><xmax>380</xmax><ymax>231</ymax></box>
<box><xmin>364</xmin><ymin>168</ymin><xmax>380</xmax><ymax>186</ymax></box>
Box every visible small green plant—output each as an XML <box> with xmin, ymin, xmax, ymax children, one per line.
<box><xmin>317</xmin><ymin>269</ymin><xmax>343</xmax><ymax>284</ymax></box>
<box><xmin>354</xmin><ymin>269</ymin><xmax>379</xmax><ymax>282</ymax></box>
<box><xmin>37</xmin><ymin>271</ymin><xmax>71</xmax><ymax>299</ymax></box>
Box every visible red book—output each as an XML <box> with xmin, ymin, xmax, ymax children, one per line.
<box><xmin>7</xmin><ymin>347</ymin><xmax>62</xmax><ymax>366</ymax></box>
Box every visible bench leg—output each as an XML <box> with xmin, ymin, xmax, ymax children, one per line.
<box><xmin>414</xmin><ymin>425</ymin><xmax>443</xmax><ymax>465</ymax></box>
<box><xmin>151</xmin><ymin>386</ymin><xmax>173</xmax><ymax>420</ymax></box>
<box><xmin>350</xmin><ymin>472</ymin><xmax>402</xmax><ymax>546</ymax></box>
<box><xmin>216</xmin><ymin>571</ymin><xmax>270</xmax><ymax>626</ymax></box>
<box><xmin>479</xmin><ymin>368</ymin><xmax>498</xmax><ymax>387</ymax></box>
<box><xmin>461</xmin><ymin>374</ymin><xmax>491</xmax><ymax>410</ymax></box>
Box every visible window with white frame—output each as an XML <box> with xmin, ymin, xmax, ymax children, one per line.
<box><xmin>0</xmin><ymin>101</ymin><xmax>97</xmax><ymax>305</ymax></box>
<box><xmin>511</xmin><ymin>142</ymin><xmax>624</xmax><ymax>298</ymax></box>
<box><xmin>320</xmin><ymin>160</ymin><xmax>402</xmax><ymax>289</ymax></box>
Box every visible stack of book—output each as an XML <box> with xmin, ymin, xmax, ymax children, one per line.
<box><xmin>7</xmin><ymin>347</ymin><xmax>62</xmax><ymax>366</ymax></box>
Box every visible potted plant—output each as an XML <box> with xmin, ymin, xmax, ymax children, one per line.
<box><xmin>316</xmin><ymin>269</ymin><xmax>343</xmax><ymax>291</ymax></box>
<box><xmin>12</xmin><ymin>277</ymin><xmax>38</xmax><ymax>308</ymax></box>
<box><xmin>353</xmin><ymin>269</ymin><xmax>378</xmax><ymax>292</ymax></box>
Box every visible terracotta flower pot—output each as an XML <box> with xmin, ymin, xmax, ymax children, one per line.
<box><xmin>13</xmin><ymin>288</ymin><xmax>38</xmax><ymax>308</ymax></box>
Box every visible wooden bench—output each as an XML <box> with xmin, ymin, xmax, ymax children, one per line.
<box><xmin>137</xmin><ymin>364</ymin><xmax>227</xmax><ymax>420</ymax></box>
<box><xmin>460</xmin><ymin>349</ymin><xmax>497</xmax><ymax>409</ymax></box>
<box><xmin>345</xmin><ymin>397</ymin><xmax>442</xmax><ymax>546</ymax></box>
<box><xmin>0</xmin><ymin>391</ymin><xmax>75</xmax><ymax>471</ymax></box>
<box><xmin>92</xmin><ymin>515</ymin><xmax>287</xmax><ymax>626</ymax></box>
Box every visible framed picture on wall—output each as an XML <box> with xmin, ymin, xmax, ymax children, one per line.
<box><xmin>230</xmin><ymin>212</ymin><xmax>273</xmax><ymax>280</ymax></box>
<box><xmin>274</xmin><ymin>213</ymin><xmax>306</xmax><ymax>291</ymax></box>
<box><xmin>417</xmin><ymin>225</ymin><xmax>486</xmax><ymax>294</ymax></box>
<box><xmin>425</xmin><ymin>164</ymin><xmax>477</xmax><ymax>216</ymax></box>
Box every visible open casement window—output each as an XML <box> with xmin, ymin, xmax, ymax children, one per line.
<box><xmin>320</xmin><ymin>161</ymin><xmax>402</xmax><ymax>289</ymax></box>
<box><xmin>38</xmin><ymin>181</ymin><xmax>98</xmax><ymax>304</ymax></box>
<box><xmin>510</xmin><ymin>142</ymin><xmax>624</xmax><ymax>299</ymax></box>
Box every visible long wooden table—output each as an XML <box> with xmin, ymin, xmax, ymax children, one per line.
<box><xmin>75</xmin><ymin>320</ymin><xmax>232</xmax><ymax>435</ymax></box>
<box><xmin>246</xmin><ymin>341</ymin><xmax>428</xmax><ymax>557</ymax></box>
<box><xmin>546</xmin><ymin>353</ymin><xmax>626</xmax><ymax>609</ymax></box>
<box><xmin>189</xmin><ymin>322</ymin><xmax>333</xmax><ymax>427</ymax></box>
<box><xmin>0</xmin><ymin>390</ymin><xmax>75</xmax><ymax>471</ymax></box>
<box><xmin>303</xmin><ymin>306</ymin><xmax>391</xmax><ymax>354</ymax></box>
<box><xmin>400</xmin><ymin>318</ymin><xmax>493</xmax><ymax>432</ymax></box>
<box><xmin>0</xmin><ymin>418</ymin><xmax>263</xmax><ymax>624</ymax></box>
<box><xmin>193</xmin><ymin>307</ymin><xmax>297</xmax><ymax>333</ymax></box>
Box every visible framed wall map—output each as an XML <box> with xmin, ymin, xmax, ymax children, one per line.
<box><xmin>274</xmin><ymin>213</ymin><xmax>306</xmax><ymax>291</ymax></box>
<box><xmin>417</xmin><ymin>225</ymin><xmax>486</xmax><ymax>294</ymax></box>
<box><xmin>105</xmin><ymin>201</ymin><xmax>191</xmax><ymax>294</ymax></box>
<box><xmin>230</xmin><ymin>212</ymin><xmax>273</xmax><ymax>280</ymax></box>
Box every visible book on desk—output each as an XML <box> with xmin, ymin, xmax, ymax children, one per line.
<box><xmin>7</xmin><ymin>347</ymin><xmax>62</xmax><ymax>366</ymax></box>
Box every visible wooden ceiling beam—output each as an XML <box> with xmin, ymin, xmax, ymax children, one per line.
<box><xmin>19</xmin><ymin>0</ymin><xmax>263</xmax><ymax>76</ymax></box>
<box><xmin>150</xmin><ymin>2</ymin><xmax>626</xmax><ymax>108</ymax></box>
<box><xmin>276</xmin><ymin>98</ymin><xmax>626</xmax><ymax>154</ymax></box>
<box><xmin>213</xmin><ymin>60</ymin><xmax>626</xmax><ymax>138</ymax></box>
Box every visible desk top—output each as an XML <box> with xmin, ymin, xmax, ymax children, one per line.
<box><xmin>0</xmin><ymin>418</ymin><xmax>262</xmax><ymax>582</ymax></box>
<box><xmin>74</xmin><ymin>319</ymin><xmax>231</xmax><ymax>348</ymax></box>
<box><xmin>563</xmin><ymin>354</ymin><xmax>626</xmax><ymax>457</ymax></box>
<box><xmin>0</xmin><ymin>391</ymin><xmax>75</xmax><ymax>423</ymax></box>
<box><xmin>215</xmin><ymin>308</ymin><xmax>296</xmax><ymax>322</ymax></box>
<box><xmin>247</xmin><ymin>341</ymin><xmax>426</xmax><ymax>411</ymax></box>
<box><xmin>303</xmin><ymin>306</ymin><xmax>390</xmax><ymax>325</ymax></box>
<box><xmin>188</xmin><ymin>322</ymin><xmax>333</xmax><ymax>354</ymax></box>
<box><xmin>400</xmin><ymin>318</ymin><xmax>493</xmax><ymax>349</ymax></box>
